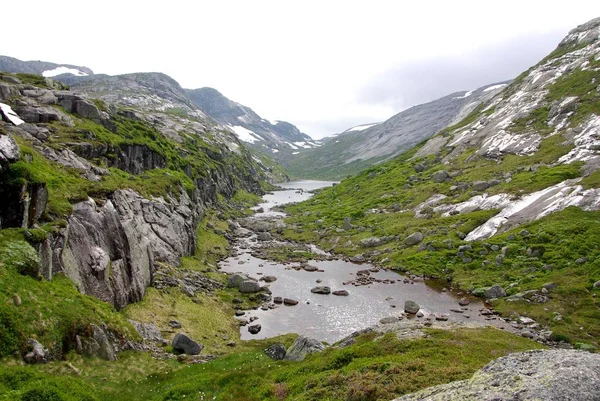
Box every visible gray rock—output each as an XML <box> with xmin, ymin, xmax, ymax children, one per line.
<box><xmin>284</xmin><ymin>336</ymin><xmax>325</xmax><ymax>361</ymax></box>
<box><xmin>257</xmin><ymin>232</ymin><xmax>272</xmax><ymax>241</ymax></box>
<box><xmin>342</xmin><ymin>218</ymin><xmax>353</xmax><ymax>230</ymax></box>
<box><xmin>172</xmin><ymin>333</ymin><xmax>203</xmax><ymax>355</ymax></box>
<box><xmin>393</xmin><ymin>349</ymin><xmax>600</xmax><ymax>401</ymax></box>
<box><xmin>0</xmin><ymin>133</ymin><xmax>20</xmax><ymax>173</ymax></box>
<box><xmin>484</xmin><ymin>284</ymin><xmax>506</xmax><ymax>299</ymax></box>
<box><xmin>128</xmin><ymin>320</ymin><xmax>163</xmax><ymax>342</ymax></box>
<box><xmin>332</xmin><ymin>290</ymin><xmax>349</xmax><ymax>296</ymax></box>
<box><xmin>593</xmin><ymin>280</ymin><xmax>600</xmax><ymax>288</ymax></box>
<box><xmin>432</xmin><ymin>170</ymin><xmax>449</xmax><ymax>183</ymax></box>
<box><xmin>248</xmin><ymin>324</ymin><xmax>261</xmax><ymax>334</ymax></box>
<box><xmin>262</xmin><ymin>275</ymin><xmax>277</xmax><ymax>283</ymax></box>
<box><xmin>228</xmin><ymin>273</ymin><xmax>250</xmax><ymax>288</ymax></box>
<box><xmin>23</xmin><ymin>339</ymin><xmax>47</xmax><ymax>364</ymax></box>
<box><xmin>380</xmin><ymin>317</ymin><xmax>399</xmax><ymax>324</ymax></box>
<box><xmin>404</xmin><ymin>300</ymin><xmax>420</xmax><ymax>314</ymax></box>
<box><xmin>239</xmin><ymin>280</ymin><xmax>262</xmax><ymax>293</ymax></box>
<box><xmin>311</xmin><ymin>286</ymin><xmax>331</xmax><ymax>294</ymax></box>
<box><xmin>265</xmin><ymin>343</ymin><xmax>286</xmax><ymax>360</ymax></box>
<box><xmin>76</xmin><ymin>324</ymin><xmax>117</xmax><ymax>361</ymax></box>
<box><xmin>405</xmin><ymin>232</ymin><xmax>424</xmax><ymax>246</ymax></box>
<box><xmin>472</xmin><ymin>181</ymin><xmax>489</xmax><ymax>191</ymax></box>
<box><xmin>283</xmin><ymin>298</ymin><xmax>299</xmax><ymax>305</ymax></box>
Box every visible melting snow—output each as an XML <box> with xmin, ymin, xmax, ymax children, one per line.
<box><xmin>483</xmin><ymin>84</ymin><xmax>508</xmax><ymax>92</ymax></box>
<box><xmin>42</xmin><ymin>66</ymin><xmax>88</xmax><ymax>77</ymax></box>
<box><xmin>347</xmin><ymin>124</ymin><xmax>377</xmax><ymax>132</ymax></box>
<box><xmin>292</xmin><ymin>151</ymin><xmax>300</xmax><ymax>155</ymax></box>
<box><xmin>453</xmin><ymin>90</ymin><xmax>473</xmax><ymax>100</ymax></box>
<box><xmin>229</xmin><ymin>125</ymin><xmax>261</xmax><ymax>143</ymax></box>
<box><xmin>0</xmin><ymin>103</ymin><xmax>24</xmax><ymax>125</ymax></box>
<box><xmin>287</xmin><ymin>142</ymin><xmax>299</xmax><ymax>150</ymax></box>
<box><xmin>558</xmin><ymin>115</ymin><xmax>600</xmax><ymax>164</ymax></box>
<box><xmin>270</xmin><ymin>120</ymin><xmax>279</xmax><ymax>125</ymax></box>
<box><xmin>272</xmin><ymin>149</ymin><xmax>279</xmax><ymax>153</ymax></box>
<box><xmin>293</xmin><ymin>141</ymin><xmax>313</xmax><ymax>149</ymax></box>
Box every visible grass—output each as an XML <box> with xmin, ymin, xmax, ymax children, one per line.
<box><xmin>0</xmin><ymin>327</ymin><xmax>541</xmax><ymax>401</ymax></box>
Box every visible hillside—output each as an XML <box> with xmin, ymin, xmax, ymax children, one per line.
<box><xmin>281</xmin><ymin>17</ymin><xmax>600</xmax><ymax>349</ymax></box>
<box><xmin>186</xmin><ymin>87</ymin><xmax>320</xmax><ymax>164</ymax></box>
<box><xmin>287</xmin><ymin>82</ymin><xmax>510</xmax><ymax>180</ymax></box>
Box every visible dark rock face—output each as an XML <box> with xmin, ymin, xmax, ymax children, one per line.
<box><xmin>109</xmin><ymin>144</ymin><xmax>166</xmax><ymax>175</ymax></box>
<box><xmin>394</xmin><ymin>349</ymin><xmax>600</xmax><ymax>401</ymax></box>
<box><xmin>0</xmin><ymin>181</ymin><xmax>47</xmax><ymax>229</ymax></box>
<box><xmin>75</xmin><ymin>324</ymin><xmax>117</xmax><ymax>361</ymax></box>
<box><xmin>265</xmin><ymin>343</ymin><xmax>286</xmax><ymax>360</ymax></box>
<box><xmin>284</xmin><ymin>336</ymin><xmax>325</xmax><ymax>361</ymax></box>
<box><xmin>172</xmin><ymin>333</ymin><xmax>203</xmax><ymax>355</ymax></box>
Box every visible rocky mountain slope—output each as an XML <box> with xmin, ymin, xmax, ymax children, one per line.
<box><xmin>187</xmin><ymin>87</ymin><xmax>320</xmax><ymax>163</ymax></box>
<box><xmin>287</xmin><ymin>82</ymin><xmax>510</xmax><ymax>179</ymax></box>
<box><xmin>0</xmin><ymin>55</ymin><xmax>92</xmax><ymax>77</ymax></box>
<box><xmin>281</xmin><ymin>17</ymin><xmax>600</xmax><ymax>351</ymax></box>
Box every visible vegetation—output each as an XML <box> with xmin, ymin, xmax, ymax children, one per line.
<box><xmin>0</xmin><ymin>328</ymin><xmax>540</xmax><ymax>401</ymax></box>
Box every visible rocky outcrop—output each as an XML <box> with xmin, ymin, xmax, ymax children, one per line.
<box><xmin>75</xmin><ymin>324</ymin><xmax>118</xmax><ymax>361</ymax></box>
<box><xmin>284</xmin><ymin>336</ymin><xmax>325</xmax><ymax>361</ymax></box>
<box><xmin>0</xmin><ymin>132</ymin><xmax>20</xmax><ymax>172</ymax></box>
<box><xmin>0</xmin><ymin>181</ymin><xmax>47</xmax><ymax>229</ymax></box>
<box><xmin>394</xmin><ymin>349</ymin><xmax>600</xmax><ymax>401</ymax></box>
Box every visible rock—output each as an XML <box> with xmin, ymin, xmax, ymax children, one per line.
<box><xmin>303</xmin><ymin>265</ymin><xmax>319</xmax><ymax>272</ymax></box>
<box><xmin>172</xmin><ymin>333</ymin><xmax>203</xmax><ymax>355</ymax></box>
<box><xmin>76</xmin><ymin>324</ymin><xmax>117</xmax><ymax>361</ymax></box>
<box><xmin>332</xmin><ymin>290</ymin><xmax>349</xmax><ymax>296</ymax></box>
<box><xmin>263</xmin><ymin>275</ymin><xmax>277</xmax><ymax>283</ymax></box>
<box><xmin>12</xmin><ymin>293</ymin><xmax>21</xmax><ymax>306</ymax></box>
<box><xmin>519</xmin><ymin>316</ymin><xmax>536</xmax><ymax>325</ymax></box>
<box><xmin>484</xmin><ymin>284</ymin><xmax>506</xmax><ymax>299</ymax></box>
<box><xmin>128</xmin><ymin>320</ymin><xmax>163</xmax><ymax>342</ymax></box>
<box><xmin>228</xmin><ymin>273</ymin><xmax>251</xmax><ymax>288</ymax></box>
<box><xmin>311</xmin><ymin>286</ymin><xmax>331</xmax><ymax>294</ymax></box>
<box><xmin>543</xmin><ymin>282</ymin><xmax>557</xmax><ymax>291</ymax></box>
<box><xmin>349</xmin><ymin>255</ymin><xmax>366</xmax><ymax>263</ymax></box>
<box><xmin>414</xmin><ymin>163</ymin><xmax>426</xmax><ymax>173</ymax></box>
<box><xmin>458</xmin><ymin>297</ymin><xmax>470</xmax><ymax>306</ymax></box>
<box><xmin>416</xmin><ymin>311</ymin><xmax>424</xmax><ymax>318</ymax></box>
<box><xmin>576</xmin><ymin>257</ymin><xmax>588</xmax><ymax>264</ymax></box>
<box><xmin>283</xmin><ymin>298</ymin><xmax>299</xmax><ymax>306</ymax></box>
<box><xmin>379</xmin><ymin>317</ymin><xmax>399</xmax><ymax>324</ymax></box>
<box><xmin>435</xmin><ymin>314</ymin><xmax>449</xmax><ymax>321</ymax></box>
<box><xmin>457</xmin><ymin>245</ymin><xmax>472</xmax><ymax>252</ymax></box>
<box><xmin>405</xmin><ymin>232</ymin><xmax>424</xmax><ymax>246</ymax></box>
<box><xmin>248</xmin><ymin>324</ymin><xmax>261</xmax><ymax>335</ymax></box>
<box><xmin>527</xmin><ymin>246</ymin><xmax>545</xmax><ymax>257</ymax></box>
<box><xmin>284</xmin><ymin>336</ymin><xmax>325</xmax><ymax>361</ymax></box>
<box><xmin>342</xmin><ymin>218</ymin><xmax>353</xmax><ymax>230</ymax></box>
<box><xmin>273</xmin><ymin>296</ymin><xmax>283</xmax><ymax>304</ymax></box>
<box><xmin>432</xmin><ymin>170</ymin><xmax>449</xmax><ymax>183</ymax></box>
<box><xmin>169</xmin><ymin>320</ymin><xmax>182</xmax><ymax>329</ymax></box>
<box><xmin>404</xmin><ymin>300</ymin><xmax>420</xmax><ymax>314</ymax></box>
<box><xmin>265</xmin><ymin>343</ymin><xmax>287</xmax><ymax>360</ymax></box>
<box><xmin>235</xmin><ymin>310</ymin><xmax>245</xmax><ymax>316</ymax></box>
<box><xmin>23</xmin><ymin>339</ymin><xmax>47</xmax><ymax>364</ymax></box>
<box><xmin>392</xmin><ymin>349</ymin><xmax>600</xmax><ymax>401</ymax></box>
<box><xmin>0</xmin><ymin>133</ymin><xmax>20</xmax><ymax>173</ymax></box>
<box><xmin>257</xmin><ymin>232</ymin><xmax>272</xmax><ymax>241</ymax></box>
<box><xmin>472</xmin><ymin>181</ymin><xmax>489</xmax><ymax>191</ymax></box>
<box><xmin>593</xmin><ymin>280</ymin><xmax>600</xmax><ymax>289</ymax></box>
<box><xmin>239</xmin><ymin>280</ymin><xmax>262</xmax><ymax>293</ymax></box>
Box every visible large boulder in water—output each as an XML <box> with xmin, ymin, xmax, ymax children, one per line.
<box><xmin>239</xmin><ymin>280</ymin><xmax>262</xmax><ymax>293</ymax></box>
<box><xmin>393</xmin><ymin>349</ymin><xmax>600</xmax><ymax>401</ymax></box>
<box><xmin>284</xmin><ymin>336</ymin><xmax>325</xmax><ymax>361</ymax></box>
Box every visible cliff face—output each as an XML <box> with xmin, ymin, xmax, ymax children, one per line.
<box><xmin>0</xmin><ymin>71</ymin><xmax>267</xmax><ymax>309</ymax></box>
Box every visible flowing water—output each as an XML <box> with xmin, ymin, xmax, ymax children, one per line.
<box><xmin>219</xmin><ymin>181</ymin><xmax>503</xmax><ymax>343</ymax></box>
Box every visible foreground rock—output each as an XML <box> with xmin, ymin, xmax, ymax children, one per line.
<box><xmin>394</xmin><ymin>349</ymin><xmax>600</xmax><ymax>401</ymax></box>
<box><xmin>404</xmin><ymin>300</ymin><xmax>420</xmax><ymax>314</ymax></box>
<box><xmin>172</xmin><ymin>333</ymin><xmax>203</xmax><ymax>355</ymax></box>
<box><xmin>264</xmin><ymin>343</ymin><xmax>286</xmax><ymax>360</ymax></box>
<box><xmin>284</xmin><ymin>336</ymin><xmax>325</xmax><ymax>361</ymax></box>
<box><xmin>311</xmin><ymin>286</ymin><xmax>331</xmax><ymax>294</ymax></box>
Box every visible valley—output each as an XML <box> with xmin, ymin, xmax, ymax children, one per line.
<box><xmin>1</xmin><ymin>13</ymin><xmax>600</xmax><ymax>401</ymax></box>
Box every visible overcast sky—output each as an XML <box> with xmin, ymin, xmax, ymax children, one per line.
<box><xmin>3</xmin><ymin>1</ymin><xmax>600</xmax><ymax>138</ymax></box>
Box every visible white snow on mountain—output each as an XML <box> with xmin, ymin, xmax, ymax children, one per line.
<box><xmin>229</xmin><ymin>125</ymin><xmax>261</xmax><ymax>143</ymax></box>
<box><xmin>42</xmin><ymin>66</ymin><xmax>88</xmax><ymax>77</ymax></box>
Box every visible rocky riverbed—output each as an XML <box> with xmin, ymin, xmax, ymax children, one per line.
<box><xmin>217</xmin><ymin>181</ymin><xmax>558</xmax><ymax>344</ymax></box>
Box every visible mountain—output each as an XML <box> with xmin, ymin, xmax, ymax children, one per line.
<box><xmin>281</xmin><ymin>17</ymin><xmax>600</xmax><ymax>352</ymax></box>
<box><xmin>186</xmin><ymin>87</ymin><xmax>320</xmax><ymax>161</ymax></box>
<box><xmin>287</xmin><ymin>82</ymin><xmax>510</xmax><ymax>179</ymax></box>
<box><xmin>0</xmin><ymin>55</ymin><xmax>92</xmax><ymax>77</ymax></box>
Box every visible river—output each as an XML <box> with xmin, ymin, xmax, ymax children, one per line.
<box><xmin>219</xmin><ymin>180</ymin><xmax>502</xmax><ymax>344</ymax></box>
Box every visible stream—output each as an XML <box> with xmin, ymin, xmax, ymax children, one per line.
<box><xmin>219</xmin><ymin>180</ymin><xmax>506</xmax><ymax>344</ymax></box>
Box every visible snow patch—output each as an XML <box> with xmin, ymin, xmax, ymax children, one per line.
<box><xmin>42</xmin><ymin>66</ymin><xmax>88</xmax><ymax>77</ymax></box>
<box><xmin>292</xmin><ymin>151</ymin><xmax>300</xmax><ymax>155</ymax></box>
<box><xmin>483</xmin><ymin>84</ymin><xmax>507</xmax><ymax>92</ymax></box>
<box><xmin>0</xmin><ymin>103</ymin><xmax>24</xmax><ymax>125</ymax></box>
<box><xmin>293</xmin><ymin>141</ymin><xmax>313</xmax><ymax>149</ymax></box>
<box><xmin>558</xmin><ymin>115</ymin><xmax>600</xmax><ymax>164</ymax></box>
<box><xmin>287</xmin><ymin>142</ymin><xmax>299</xmax><ymax>150</ymax></box>
<box><xmin>269</xmin><ymin>120</ymin><xmax>279</xmax><ymax>125</ymax></box>
<box><xmin>229</xmin><ymin>125</ymin><xmax>261</xmax><ymax>143</ymax></box>
<box><xmin>453</xmin><ymin>90</ymin><xmax>473</xmax><ymax>100</ymax></box>
<box><xmin>347</xmin><ymin>123</ymin><xmax>378</xmax><ymax>132</ymax></box>
<box><xmin>271</xmin><ymin>149</ymin><xmax>279</xmax><ymax>153</ymax></box>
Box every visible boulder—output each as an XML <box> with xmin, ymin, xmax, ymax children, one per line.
<box><xmin>0</xmin><ymin>133</ymin><xmax>20</xmax><ymax>173</ymax></box>
<box><xmin>76</xmin><ymin>324</ymin><xmax>117</xmax><ymax>361</ymax></box>
<box><xmin>248</xmin><ymin>324</ymin><xmax>261</xmax><ymax>334</ymax></box>
<box><xmin>128</xmin><ymin>320</ymin><xmax>163</xmax><ymax>342</ymax></box>
<box><xmin>458</xmin><ymin>297</ymin><xmax>470</xmax><ymax>306</ymax></box>
<box><xmin>265</xmin><ymin>343</ymin><xmax>287</xmax><ymax>360</ymax></box>
<box><xmin>472</xmin><ymin>181</ymin><xmax>489</xmax><ymax>191</ymax></box>
<box><xmin>239</xmin><ymin>280</ymin><xmax>262</xmax><ymax>293</ymax></box>
<box><xmin>283</xmin><ymin>298</ymin><xmax>299</xmax><ymax>306</ymax></box>
<box><xmin>23</xmin><ymin>339</ymin><xmax>47</xmax><ymax>364</ymax></box>
<box><xmin>332</xmin><ymin>290</ymin><xmax>349</xmax><ymax>296</ymax></box>
<box><xmin>405</xmin><ymin>232</ymin><xmax>424</xmax><ymax>246</ymax></box>
<box><xmin>593</xmin><ymin>280</ymin><xmax>600</xmax><ymax>289</ymax></box>
<box><xmin>379</xmin><ymin>317</ymin><xmax>399</xmax><ymax>324</ymax></box>
<box><xmin>262</xmin><ymin>275</ymin><xmax>277</xmax><ymax>283</ymax></box>
<box><xmin>484</xmin><ymin>284</ymin><xmax>506</xmax><ymax>299</ymax></box>
<box><xmin>284</xmin><ymin>336</ymin><xmax>325</xmax><ymax>361</ymax></box>
<box><xmin>172</xmin><ymin>333</ymin><xmax>203</xmax><ymax>355</ymax></box>
<box><xmin>311</xmin><ymin>286</ymin><xmax>331</xmax><ymax>294</ymax></box>
<box><xmin>228</xmin><ymin>273</ymin><xmax>250</xmax><ymax>288</ymax></box>
<box><xmin>392</xmin><ymin>349</ymin><xmax>600</xmax><ymax>401</ymax></box>
<box><xmin>404</xmin><ymin>300</ymin><xmax>420</xmax><ymax>314</ymax></box>
<box><xmin>303</xmin><ymin>265</ymin><xmax>319</xmax><ymax>272</ymax></box>
<box><xmin>432</xmin><ymin>170</ymin><xmax>449</xmax><ymax>183</ymax></box>
<box><xmin>257</xmin><ymin>232</ymin><xmax>272</xmax><ymax>241</ymax></box>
